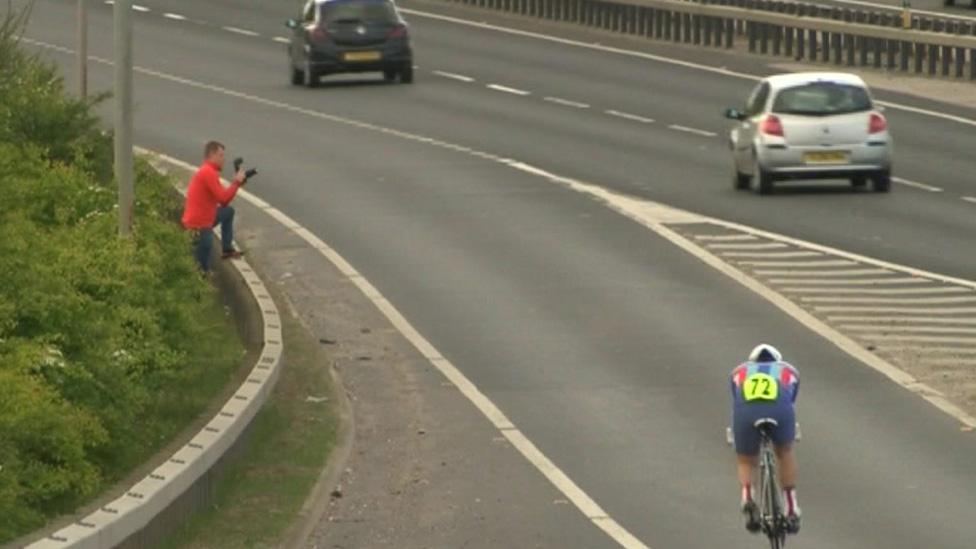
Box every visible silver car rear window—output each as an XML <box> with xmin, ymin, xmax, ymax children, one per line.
<box><xmin>771</xmin><ymin>83</ymin><xmax>872</xmax><ymax>116</ymax></box>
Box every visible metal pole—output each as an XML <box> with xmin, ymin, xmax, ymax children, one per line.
<box><xmin>77</xmin><ymin>0</ymin><xmax>87</xmax><ymax>99</ymax></box>
<box><xmin>114</xmin><ymin>0</ymin><xmax>134</xmax><ymax>236</ymax></box>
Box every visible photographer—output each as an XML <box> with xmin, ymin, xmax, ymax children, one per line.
<box><xmin>181</xmin><ymin>140</ymin><xmax>255</xmax><ymax>272</ymax></box>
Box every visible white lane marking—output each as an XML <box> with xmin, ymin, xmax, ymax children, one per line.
<box><xmin>784</xmin><ymin>286</ymin><xmax>972</xmax><ymax>295</ymax></box>
<box><xmin>738</xmin><ymin>259</ymin><xmax>857</xmax><ymax>267</ymax></box>
<box><xmin>273</xmin><ymin>36</ymin><xmax>291</xmax><ymax>44</ymax></box>
<box><xmin>815</xmin><ymin>305</ymin><xmax>976</xmax><ymax>314</ymax></box>
<box><xmin>400</xmin><ymin>8</ymin><xmax>976</xmax><ymax>131</ymax></box>
<box><xmin>755</xmin><ymin>268</ymin><xmax>892</xmax><ymax>277</ymax></box>
<box><xmin>605</xmin><ymin>110</ymin><xmax>655</xmax><ymax>124</ymax></box>
<box><xmin>25</xmin><ymin>38</ymin><xmax>649</xmax><ymax>549</ymax></box>
<box><xmin>858</xmin><ymin>334</ymin><xmax>976</xmax><ymax>345</ymax></box>
<box><xmin>829</xmin><ymin>316</ymin><xmax>976</xmax><ymax>325</ymax></box>
<box><xmin>222</xmin><ymin>26</ymin><xmax>260</xmax><ymax>37</ymax></box>
<box><xmin>841</xmin><ymin>325</ymin><xmax>976</xmax><ymax>335</ymax></box>
<box><xmin>893</xmin><ymin>177</ymin><xmax>943</xmax><ymax>192</ymax></box>
<box><xmin>544</xmin><ymin>96</ymin><xmax>590</xmax><ymax>109</ymax></box>
<box><xmin>693</xmin><ymin>234</ymin><xmax>757</xmax><ymax>241</ymax></box>
<box><xmin>921</xmin><ymin>357</ymin><xmax>976</xmax><ymax>366</ymax></box>
<box><xmin>163</xmin><ymin>13</ymin><xmax>186</xmax><ymax>20</ymax></box>
<box><xmin>768</xmin><ymin>277</ymin><xmax>928</xmax><ymax>285</ymax></box>
<box><xmin>667</xmin><ymin>124</ymin><xmax>718</xmax><ymax>138</ymax></box>
<box><xmin>487</xmin><ymin>84</ymin><xmax>531</xmax><ymax>96</ymax></box>
<box><xmin>132</xmin><ymin>4</ymin><xmax>150</xmax><ymax>12</ymax></box>
<box><xmin>433</xmin><ymin>70</ymin><xmax>475</xmax><ymax>82</ymax></box>
<box><xmin>721</xmin><ymin>251</ymin><xmax>821</xmax><ymax>259</ymax></box>
<box><xmin>706</xmin><ymin>242</ymin><xmax>788</xmax><ymax>250</ymax></box>
<box><xmin>962</xmin><ymin>196</ymin><xmax>976</xmax><ymax>204</ymax></box>
<box><xmin>31</xmin><ymin>35</ymin><xmax>975</xmax><ymax>471</ymax></box>
<box><xmin>801</xmin><ymin>295</ymin><xmax>976</xmax><ymax>305</ymax></box>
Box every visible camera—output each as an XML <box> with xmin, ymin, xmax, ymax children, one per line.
<box><xmin>232</xmin><ymin>157</ymin><xmax>258</xmax><ymax>182</ymax></box>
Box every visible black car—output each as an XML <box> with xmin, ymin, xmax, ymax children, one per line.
<box><xmin>286</xmin><ymin>0</ymin><xmax>414</xmax><ymax>87</ymax></box>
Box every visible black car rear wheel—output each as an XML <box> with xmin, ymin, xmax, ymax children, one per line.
<box><xmin>872</xmin><ymin>170</ymin><xmax>891</xmax><ymax>192</ymax></box>
<box><xmin>291</xmin><ymin>63</ymin><xmax>304</xmax><ymax>86</ymax></box>
<box><xmin>383</xmin><ymin>68</ymin><xmax>397</xmax><ymax>82</ymax></box>
<box><xmin>400</xmin><ymin>64</ymin><xmax>414</xmax><ymax>84</ymax></box>
<box><xmin>303</xmin><ymin>60</ymin><xmax>319</xmax><ymax>88</ymax></box>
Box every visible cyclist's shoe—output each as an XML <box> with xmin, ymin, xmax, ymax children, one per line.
<box><xmin>741</xmin><ymin>500</ymin><xmax>761</xmax><ymax>533</ymax></box>
<box><xmin>785</xmin><ymin>511</ymin><xmax>801</xmax><ymax>534</ymax></box>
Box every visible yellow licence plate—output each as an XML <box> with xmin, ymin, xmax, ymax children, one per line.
<box><xmin>344</xmin><ymin>51</ymin><xmax>382</xmax><ymax>62</ymax></box>
<box><xmin>803</xmin><ymin>151</ymin><xmax>849</xmax><ymax>164</ymax></box>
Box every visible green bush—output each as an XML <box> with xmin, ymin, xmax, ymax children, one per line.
<box><xmin>0</xmin><ymin>4</ymin><xmax>244</xmax><ymax>542</ymax></box>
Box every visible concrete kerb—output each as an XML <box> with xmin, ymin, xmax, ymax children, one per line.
<box><xmin>17</xmin><ymin>152</ymin><xmax>284</xmax><ymax>549</ymax></box>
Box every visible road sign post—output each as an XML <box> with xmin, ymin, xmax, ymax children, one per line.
<box><xmin>114</xmin><ymin>0</ymin><xmax>133</xmax><ymax>236</ymax></box>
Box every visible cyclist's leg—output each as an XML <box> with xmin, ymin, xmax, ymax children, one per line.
<box><xmin>770</xmin><ymin>405</ymin><xmax>800</xmax><ymax>533</ymax></box>
<box><xmin>732</xmin><ymin>405</ymin><xmax>762</xmax><ymax>532</ymax></box>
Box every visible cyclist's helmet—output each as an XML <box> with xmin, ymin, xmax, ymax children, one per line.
<box><xmin>748</xmin><ymin>343</ymin><xmax>782</xmax><ymax>363</ymax></box>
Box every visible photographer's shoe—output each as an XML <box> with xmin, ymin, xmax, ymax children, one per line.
<box><xmin>221</xmin><ymin>249</ymin><xmax>243</xmax><ymax>259</ymax></box>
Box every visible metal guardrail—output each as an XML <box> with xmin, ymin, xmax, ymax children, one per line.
<box><xmin>444</xmin><ymin>0</ymin><xmax>976</xmax><ymax>79</ymax></box>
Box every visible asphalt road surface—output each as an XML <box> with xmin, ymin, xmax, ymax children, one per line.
<box><xmin>19</xmin><ymin>0</ymin><xmax>976</xmax><ymax>547</ymax></box>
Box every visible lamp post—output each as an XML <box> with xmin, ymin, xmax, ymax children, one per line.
<box><xmin>114</xmin><ymin>0</ymin><xmax>134</xmax><ymax>236</ymax></box>
<box><xmin>77</xmin><ymin>0</ymin><xmax>87</xmax><ymax>99</ymax></box>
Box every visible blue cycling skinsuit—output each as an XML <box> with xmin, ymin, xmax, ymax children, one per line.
<box><xmin>730</xmin><ymin>360</ymin><xmax>800</xmax><ymax>454</ymax></box>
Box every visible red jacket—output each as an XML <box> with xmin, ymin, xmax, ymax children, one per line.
<box><xmin>181</xmin><ymin>161</ymin><xmax>240</xmax><ymax>229</ymax></box>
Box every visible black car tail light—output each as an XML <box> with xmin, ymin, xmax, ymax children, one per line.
<box><xmin>388</xmin><ymin>24</ymin><xmax>407</xmax><ymax>38</ymax></box>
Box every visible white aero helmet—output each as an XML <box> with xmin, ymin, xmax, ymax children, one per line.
<box><xmin>748</xmin><ymin>343</ymin><xmax>782</xmax><ymax>363</ymax></box>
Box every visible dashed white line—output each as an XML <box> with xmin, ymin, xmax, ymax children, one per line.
<box><xmin>858</xmin><ymin>334</ymin><xmax>976</xmax><ymax>345</ymax></box>
<box><xmin>705</xmin><ymin>242</ymin><xmax>788</xmax><ymax>250</ymax></box>
<box><xmin>815</xmin><ymin>305</ymin><xmax>976</xmax><ymax>314</ymax></box>
<box><xmin>721</xmin><ymin>251</ymin><xmax>822</xmax><ymax>259</ymax></box>
<box><xmin>132</xmin><ymin>4</ymin><xmax>150</xmax><ymax>12</ymax></box>
<box><xmin>962</xmin><ymin>196</ymin><xmax>976</xmax><ymax>204</ymax></box>
<box><xmin>667</xmin><ymin>124</ymin><xmax>718</xmax><ymax>138</ymax></box>
<box><xmin>273</xmin><ymin>36</ymin><xmax>291</xmax><ymax>44</ymax></box>
<box><xmin>604</xmin><ymin>110</ymin><xmax>655</xmax><ymax>124</ymax></box>
<box><xmin>893</xmin><ymin>177</ymin><xmax>943</xmax><ymax>192</ymax></box>
<box><xmin>544</xmin><ymin>96</ymin><xmax>590</xmax><ymax>109</ymax></box>
<box><xmin>785</xmin><ymin>287</ymin><xmax>972</xmax><ymax>295</ymax></box>
<box><xmin>738</xmin><ymin>259</ymin><xmax>857</xmax><ymax>267</ymax></box>
<box><xmin>487</xmin><ymin>84</ymin><xmax>530</xmax><ymax>96</ymax></box>
<box><xmin>694</xmin><ymin>234</ymin><xmax>757</xmax><ymax>241</ymax></box>
<box><xmin>222</xmin><ymin>26</ymin><xmax>261</xmax><ymax>37</ymax></box>
<box><xmin>433</xmin><ymin>70</ymin><xmax>475</xmax><ymax>82</ymax></box>
<box><xmin>163</xmin><ymin>13</ymin><xmax>186</xmax><ymax>20</ymax></box>
<box><xmin>877</xmin><ymin>345</ymin><xmax>976</xmax><ymax>355</ymax></box>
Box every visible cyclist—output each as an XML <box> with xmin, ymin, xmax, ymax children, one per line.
<box><xmin>730</xmin><ymin>344</ymin><xmax>801</xmax><ymax>534</ymax></box>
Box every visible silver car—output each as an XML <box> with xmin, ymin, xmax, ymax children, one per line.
<box><xmin>725</xmin><ymin>72</ymin><xmax>893</xmax><ymax>194</ymax></box>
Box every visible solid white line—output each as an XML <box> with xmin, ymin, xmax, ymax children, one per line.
<box><xmin>829</xmin><ymin>316</ymin><xmax>976</xmax><ymax>325</ymax></box>
<box><xmin>815</xmin><ymin>306</ymin><xmax>976</xmax><ymax>314</ymax></box>
<box><xmin>801</xmin><ymin>295</ymin><xmax>976</xmax><ymax>305</ymax></box>
<box><xmin>693</xmin><ymin>234</ymin><xmax>757</xmax><ymax>241</ymax></box>
<box><xmin>738</xmin><ymin>260</ymin><xmax>857</xmax><ymax>267</ymax></box>
<box><xmin>163</xmin><ymin>13</ymin><xmax>186</xmax><ymax>21</ymax></box>
<box><xmin>544</xmin><ymin>96</ymin><xmax>590</xmax><ymax>109</ymax></box>
<box><xmin>487</xmin><ymin>84</ymin><xmax>530</xmax><ymax>96</ymax></box>
<box><xmin>605</xmin><ymin>110</ymin><xmax>655</xmax><ymax>124</ymax></box>
<box><xmin>273</xmin><ymin>36</ymin><xmax>291</xmax><ymax>44</ymax></box>
<box><xmin>705</xmin><ymin>242</ymin><xmax>788</xmax><ymax>250</ymax></box>
<box><xmin>223</xmin><ymin>26</ymin><xmax>260</xmax><ymax>37</ymax></box>
<box><xmin>893</xmin><ymin>177</ymin><xmax>943</xmax><ymax>192</ymax></box>
<box><xmin>132</xmin><ymin>4</ymin><xmax>150</xmax><ymax>12</ymax></box>
<box><xmin>962</xmin><ymin>196</ymin><xmax>976</xmax><ymax>204</ymax></box>
<box><xmin>399</xmin><ymin>8</ymin><xmax>976</xmax><ymax>130</ymax></box>
<box><xmin>721</xmin><ymin>251</ymin><xmax>821</xmax><ymax>259</ymax></box>
<box><xmin>433</xmin><ymin>70</ymin><xmax>475</xmax><ymax>82</ymax></box>
<box><xmin>785</xmin><ymin>287</ymin><xmax>972</xmax><ymax>295</ymax></box>
<box><xmin>920</xmin><ymin>357</ymin><xmax>976</xmax><ymax>366</ymax></box>
<box><xmin>840</xmin><ymin>325</ymin><xmax>976</xmax><ymax>335</ymax></box>
<box><xmin>767</xmin><ymin>277</ymin><xmax>928</xmax><ymax>285</ymax></box>
<box><xmin>667</xmin><ymin>124</ymin><xmax>718</xmax><ymax>138</ymax></box>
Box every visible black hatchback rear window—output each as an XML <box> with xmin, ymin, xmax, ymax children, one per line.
<box><xmin>772</xmin><ymin>83</ymin><xmax>872</xmax><ymax>116</ymax></box>
<box><xmin>320</xmin><ymin>0</ymin><xmax>397</xmax><ymax>24</ymax></box>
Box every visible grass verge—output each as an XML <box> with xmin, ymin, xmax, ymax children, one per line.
<box><xmin>160</xmin><ymin>299</ymin><xmax>338</xmax><ymax>549</ymax></box>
